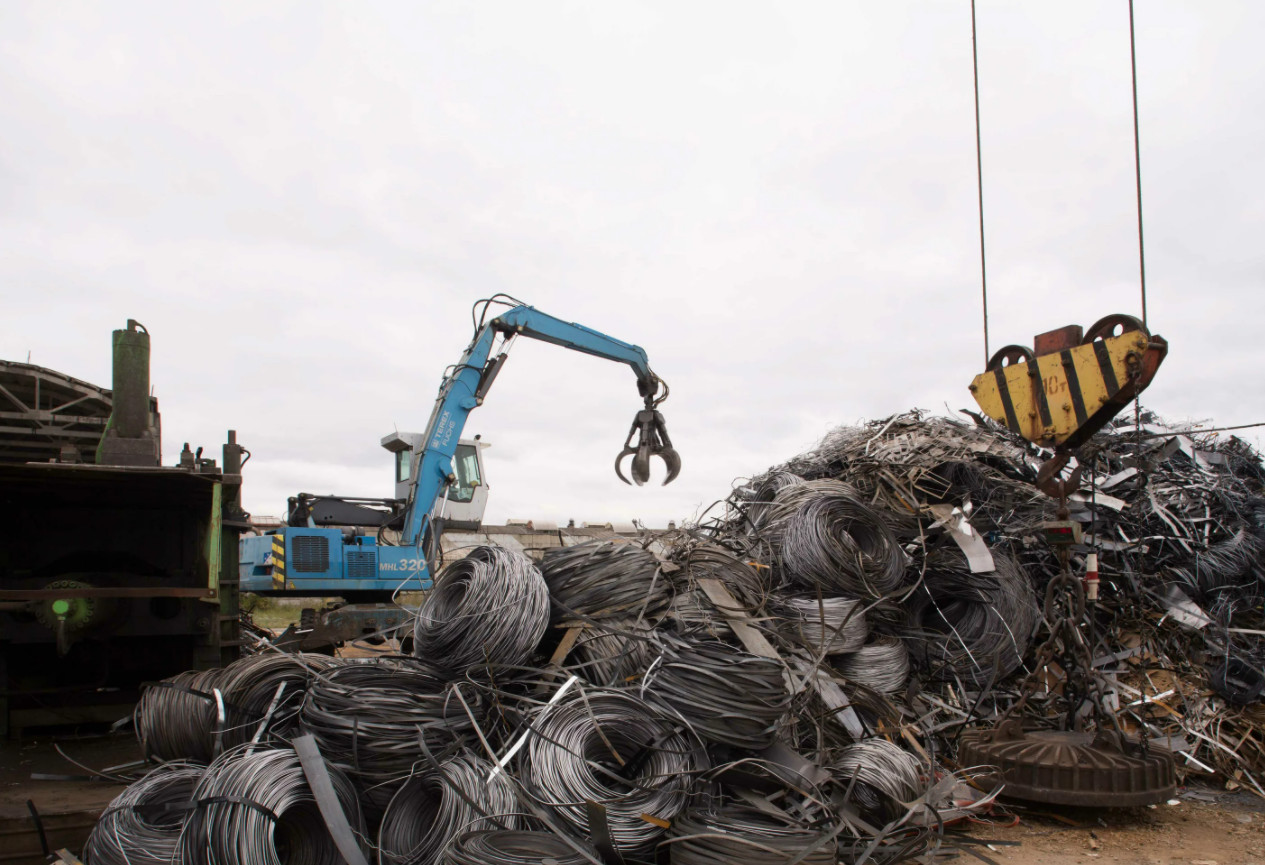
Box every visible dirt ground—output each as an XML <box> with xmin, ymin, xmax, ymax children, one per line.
<box><xmin>960</xmin><ymin>791</ymin><xmax>1265</xmax><ymax>865</ymax></box>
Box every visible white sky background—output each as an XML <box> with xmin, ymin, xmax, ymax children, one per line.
<box><xmin>2</xmin><ymin>2</ymin><xmax>1262</xmax><ymax>526</ymax></box>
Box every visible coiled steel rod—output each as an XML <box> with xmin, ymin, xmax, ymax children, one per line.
<box><xmin>84</xmin><ymin>762</ymin><xmax>204</xmax><ymax>865</ymax></box>
<box><xmin>415</xmin><ymin>546</ymin><xmax>550</xmax><ymax>674</ymax></box>
<box><xmin>524</xmin><ymin>689</ymin><xmax>706</xmax><ymax>855</ymax></box>
<box><xmin>378</xmin><ymin>752</ymin><xmax>521</xmax><ymax>865</ymax></box>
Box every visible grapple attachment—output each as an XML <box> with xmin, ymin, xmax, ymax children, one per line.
<box><xmin>615</xmin><ymin>408</ymin><xmax>681</xmax><ymax>486</ymax></box>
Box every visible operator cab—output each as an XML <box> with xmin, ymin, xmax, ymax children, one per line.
<box><xmin>380</xmin><ymin>432</ymin><xmax>490</xmax><ymax>530</ymax></box>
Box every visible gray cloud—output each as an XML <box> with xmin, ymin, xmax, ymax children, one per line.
<box><xmin>2</xmin><ymin>1</ymin><xmax>1261</xmax><ymax>526</ymax></box>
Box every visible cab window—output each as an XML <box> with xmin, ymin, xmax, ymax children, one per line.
<box><xmin>396</xmin><ymin>449</ymin><xmax>412</xmax><ymax>484</ymax></box>
<box><xmin>451</xmin><ymin>443</ymin><xmax>482</xmax><ymax>503</ymax></box>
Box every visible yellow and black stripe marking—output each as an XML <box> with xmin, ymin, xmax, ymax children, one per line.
<box><xmin>271</xmin><ymin>535</ymin><xmax>286</xmax><ymax>590</ymax></box>
<box><xmin>970</xmin><ymin>329</ymin><xmax>1153</xmax><ymax>449</ymax></box>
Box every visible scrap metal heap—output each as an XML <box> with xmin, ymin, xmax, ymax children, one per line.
<box><xmin>84</xmin><ymin>406</ymin><xmax>1265</xmax><ymax>864</ymax></box>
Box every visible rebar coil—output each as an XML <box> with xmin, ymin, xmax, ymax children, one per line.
<box><xmin>299</xmin><ymin>659</ymin><xmax>476</xmax><ymax>812</ymax></box>
<box><xmin>665</xmin><ymin>806</ymin><xmax>836</xmax><ymax>865</ymax></box>
<box><xmin>525</xmin><ymin>689</ymin><xmax>706</xmax><ymax>855</ymax></box>
<box><xmin>441</xmin><ymin>830</ymin><xmax>601</xmax><ymax>865</ymax></box>
<box><xmin>837</xmin><ymin>636</ymin><xmax>910</xmax><ymax>696</ymax></box>
<box><xmin>775</xmin><ymin>595</ymin><xmax>868</xmax><ymax>655</ymax></box>
<box><xmin>771</xmin><ymin>481</ymin><xmax>907</xmax><ymax>598</ymax></box>
<box><xmin>84</xmin><ymin>762</ymin><xmax>203</xmax><ymax>865</ymax></box>
<box><xmin>541</xmin><ymin>540</ymin><xmax>669</xmax><ymax>624</ymax></box>
<box><xmin>414</xmin><ymin>545</ymin><xmax>550</xmax><ymax>674</ymax></box>
<box><xmin>378</xmin><ymin>752</ymin><xmax>522</xmax><ymax>865</ymax></box>
<box><xmin>175</xmin><ymin>744</ymin><xmax>367</xmax><ymax>865</ymax></box>
<box><xmin>643</xmin><ymin>639</ymin><xmax>789</xmax><ymax>750</ymax></box>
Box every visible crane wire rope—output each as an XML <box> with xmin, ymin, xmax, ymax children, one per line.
<box><xmin>970</xmin><ymin>0</ymin><xmax>990</xmax><ymax>367</ymax></box>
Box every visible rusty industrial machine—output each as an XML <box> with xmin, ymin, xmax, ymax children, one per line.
<box><xmin>963</xmin><ymin>313</ymin><xmax>1176</xmax><ymax>806</ymax></box>
<box><xmin>0</xmin><ymin>321</ymin><xmax>245</xmax><ymax>734</ymax></box>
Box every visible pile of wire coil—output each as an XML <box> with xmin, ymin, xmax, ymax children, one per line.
<box><xmin>378</xmin><ymin>752</ymin><xmax>521</xmax><ymax>865</ymax></box>
<box><xmin>299</xmin><ymin>659</ymin><xmax>476</xmax><ymax>811</ymax></box>
<box><xmin>910</xmin><ymin>548</ymin><xmax>1038</xmax><ymax>686</ymax></box>
<box><xmin>542</xmin><ymin>540</ymin><xmax>669</xmax><ymax>623</ymax></box>
<box><xmin>83</xmin><ymin>762</ymin><xmax>203</xmax><ymax>865</ymax></box>
<box><xmin>664</xmin><ymin>806</ymin><xmax>837</xmax><ymax>865</ymax></box>
<box><xmin>176</xmin><ymin>744</ymin><xmax>367</xmax><ymax>865</ymax></box>
<box><xmin>775</xmin><ymin>594</ymin><xmax>868</xmax><ymax>655</ymax></box>
<box><xmin>525</xmin><ymin>689</ymin><xmax>706</xmax><ymax>855</ymax></box>
<box><xmin>642</xmin><ymin>638</ymin><xmax>789</xmax><ymax>750</ymax></box>
<box><xmin>414</xmin><ymin>545</ymin><xmax>550</xmax><ymax>674</ymax></box>
<box><xmin>441</xmin><ymin>830</ymin><xmax>602</xmax><ymax>865</ymax></box>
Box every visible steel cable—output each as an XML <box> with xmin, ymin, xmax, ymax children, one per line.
<box><xmin>84</xmin><ymin>762</ymin><xmax>204</xmax><ymax>865</ymax></box>
<box><xmin>642</xmin><ymin>638</ymin><xmax>789</xmax><ymax>750</ymax></box>
<box><xmin>441</xmin><ymin>830</ymin><xmax>601</xmax><ymax>865</ymax></box>
<box><xmin>299</xmin><ymin>659</ymin><xmax>478</xmax><ymax>813</ymax></box>
<box><xmin>414</xmin><ymin>546</ymin><xmax>550</xmax><ymax>674</ymax></box>
<box><xmin>378</xmin><ymin>752</ymin><xmax>522</xmax><ymax>865</ymax></box>
<box><xmin>524</xmin><ymin>688</ymin><xmax>706</xmax><ymax>855</ymax></box>
<box><xmin>774</xmin><ymin>595</ymin><xmax>868</xmax><ymax>655</ymax></box>
<box><xmin>837</xmin><ymin>636</ymin><xmax>910</xmax><ymax>697</ymax></box>
<box><xmin>664</xmin><ymin>806</ymin><xmax>836</xmax><ymax>865</ymax></box>
<box><xmin>541</xmin><ymin>540</ymin><xmax>669</xmax><ymax>624</ymax></box>
<box><xmin>176</xmin><ymin>743</ymin><xmax>367</xmax><ymax>865</ymax></box>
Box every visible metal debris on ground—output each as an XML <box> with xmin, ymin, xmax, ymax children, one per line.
<box><xmin>84</xmin><ymin>406</ymin><xmax>1265</xmax><ymax>863</ymax></box>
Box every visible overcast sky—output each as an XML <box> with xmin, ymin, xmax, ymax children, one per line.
<box><xmin>3</xmin><ymin>2</ymin><xmax>1262</xmax><ymax>526</ymax></box>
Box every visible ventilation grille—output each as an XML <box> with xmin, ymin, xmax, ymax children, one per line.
<box><xmin>292</xmin><ymin>536</ymin><xmax>330</xmax><ymax>573</ymax></box>
<box><xmin>346</xmin><ymin>550</ymin><xmax>378</xmax><ymax>580</ymax></box>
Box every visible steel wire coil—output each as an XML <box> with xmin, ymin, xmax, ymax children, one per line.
<box><xmin>568</xmin><ymin>619</ymin><xmax>656</xmax><ymax>687</ymax></box>
<box><xmin>743</xmin><ymin>471</ymin><xmax>805</xmax><ymax>533</ymax></box>
<box><xmin>135</xmin><ymin>668</ymin><xmax>230</xmax><ymax>763</ymax></box>
<box><xmin>299</xmin><ymin>659</ymin><xmax>477</xmax><ymax>813</ymax></box>
<box><xmin>218</xmin><ymin>652</ymin><xmax>337</xmax><ymax>749</ymax></box>
<box><xmin>837</xmin><ymin>636</ymin><xmax>910</xmax><ymax>696</ymax></box>
<box><xmin>541</xmin><ymin>540</ymin><xmax>669</xmax><ymax>624</ymax></box>
<box><xmin>525</xmin><ymin>689</ymin><xmax>706</xmax><ymax>855</ymax></box>
<box><xmin>642</xmin><ymin>639</ymin><xmax>789</xmax><ymax>750</ymax></box>
<box><xmin>774</xmin><ymin>595</ymin><xmax>868</xmax><ymax>655</ymax></box>
<box><xmin>769</xmin><ymin>481</ymin><xmax>907</xmax><ymax>598</ymax></box>
<box><xmin>664</xmin><ymin>806</ymin><xmax>836</xmax><ymax>865</ymax></box>
<box><xmin>176</xmin><ymin>744</ymin><xmax>367</xmax><ymax>865</ymax></box>
<box><xmin>911</xmin><ymin>548</ymin><xmax>1038</xmax><ymax>686</ymax></box>
<box><xmin>832</xmin><ymin>738</ymin><xmax>925</xmax><ymax>823</ymax></box>
<box><xmin>83</xmin><ymin>762</ymin><xmax>204</xmax><ymax>865</ymax></box>
<box><xmin>378</xmin><ymin>752</ymin><xmax>522</xmax><ymax>865</ymax></box>
<box><xmin>674</xmin><ymin>543</ymin><xmax>769</xmax><ymax>610</ymax></box>
<box><xmin>441</xmin><ymin>830</ymin><xmax>601</xmax><ymax>865</ymax></box>
<box><xmin>414</xmin><ymin>546</ymin><xmax>550</xmax><ymax>674</ymax></box>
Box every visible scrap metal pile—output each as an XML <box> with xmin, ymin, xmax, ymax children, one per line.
<box><xmin>87</xmin><ymin>408</ymin><xmax>1265</xmax><ymax>864</ymax></box>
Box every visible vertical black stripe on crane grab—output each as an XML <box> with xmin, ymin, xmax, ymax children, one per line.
<box><xmin>1060</xmin><ymin>349</ymin><xmax>1089</xmax><ymax>427</ymax></box>
<box><xmin>992</xmin><ymin>368</ymin><xmax>1022</xmax><ymax>435</ymax></box>
<box><xmin>1032</xmin><ymin>360</ymin><xmax>1054</xmax><ymax>429</ymax></box>
<box><xmin>1093</xmin><ymin>339</ymin><xmax>1120</xmax><ymax>395</ymax></box>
